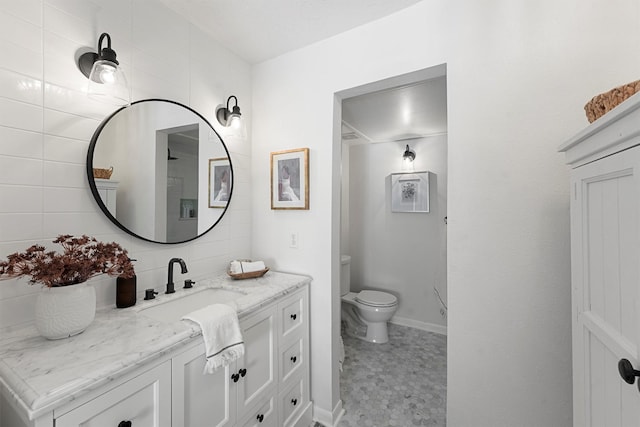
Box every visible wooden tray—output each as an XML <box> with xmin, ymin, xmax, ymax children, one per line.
<box><xmin>227</xmin><ymin>267</ymin><xmax>269</xmax><ymax>280</ymax></box>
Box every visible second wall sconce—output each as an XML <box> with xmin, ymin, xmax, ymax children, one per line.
<box><xmin>216</xmin><ymin>95</ymin><xmax>242</xmax><ymax>127</ymax></box>
<box><xmin>216</xmin><ymin>95</ymin><xmax>246</xmax><ymax>139</ymax></box>
<box><xmin>77</xmin><ymin>32</ymin><xmax>129</xmax><ymax>105</ymax></box>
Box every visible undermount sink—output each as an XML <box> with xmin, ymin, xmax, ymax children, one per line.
<box><xmin>139</xmin><ymin>288</ymin><xmax>246</xmax><ymax>322</ymax></box>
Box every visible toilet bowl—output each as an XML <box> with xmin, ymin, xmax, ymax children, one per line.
<box><xmin>340</xmin><ymin>255</ymin><xmax>398</xmax><ymax>344</ymax></box>
<box><xmin>341</xmin><ymin>290</ymin><xmax>398</xmax><ymax>343</ymax></box>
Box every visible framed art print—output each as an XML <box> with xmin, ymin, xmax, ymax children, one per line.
<box><xmin>271</xmin><ymin>148</ymin><xmax>309</xmax><ymax>210</ymax></box>
<box><xmin>391</xmin><ymin>171</ymin><xmax>430</xmax><ymax>213</ymax></box>
<box><xmin>208</xmin><ymin>157</ymin><xmax>231</xmax><ymax>208</ymax></box>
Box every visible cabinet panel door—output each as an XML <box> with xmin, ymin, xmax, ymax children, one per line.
<box><xmin>56</xmin><ymin>361</ymin><xmax>170</xmax><ymax>427</ymax></box>
<box><xmin>237</xmin><ymin>307</ymin><xmax>276</xmax><ymax>414</ymax></box>
<box><xmin>172</xmin><ymin>342</ymin><xmax>236</xmax><ymax>427</ymax></box>
<box><xmin>572</xmin><ymin>145</ymin><xmax>640</xmax><ymax>426</ymax></box>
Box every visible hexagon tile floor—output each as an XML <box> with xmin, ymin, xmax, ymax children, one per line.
<box><xmin>315</xmin><ymin>324</ymin><xmax>447</xmax><ymax>427</ymax></box>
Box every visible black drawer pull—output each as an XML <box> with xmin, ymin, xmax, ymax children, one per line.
<box><xmin>291</xmin><ymin>398</ymin><xmax>298</xmax><ymax>406</ymax></box>
<box><xmin>290</xmin><ymin>313</ymin><xmax>297</xmax><ymax>320</ymax></box>
<box><xmin>257</xmin><ymin>414</ymin><xmax>264</xmax><ymax>423</ymax></box>
<box><xmin>239</xmin><ymin>368</ymin><xmax>247</xmax><ymax>377</ymax></box>
<box><xmin>231</xmin><ymin>373</ymin><xmax>240</xmax><ymax>382</ymax></box>
<box><xmin>291</xmin><ymin>356</ymin><xmax>297</xmax><ymax>363</ymax></box>
<box><xmin>118</xmin><ymin>422</ymin><xmax>132</xmax><ymax>427</ymax></box>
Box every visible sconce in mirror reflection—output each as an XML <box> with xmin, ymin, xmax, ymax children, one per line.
<box><xmin>77</xmin><ymin>32</ymin><xmax>130</xmax><ymax>106</ymax></box>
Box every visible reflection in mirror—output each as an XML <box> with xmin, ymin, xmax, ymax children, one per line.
<box><xmin>87</xmin><ymin>99</ymin><xmax>233</xmax><ymax>244</ymax></box>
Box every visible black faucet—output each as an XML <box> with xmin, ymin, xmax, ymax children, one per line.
<box><xmin>167</xmin><ymin>258</ymin><xmax>188</xmax><ymax>294</ymax></box>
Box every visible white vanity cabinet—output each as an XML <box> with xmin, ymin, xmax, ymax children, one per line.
<box><xmin>560</xmin><ymin>94</ymin><xmax>640</xmax><ymax>426</ymax></box>
<box><xmin>172</xmin><ymin>285</ymin><xmax>310</xmax><ymax>427</ymax></box>
<box><xmin>55</xmin><ymin>360</ymin><xmax>171</xmax><ymax>427</ymax></box>
<box><xmin>0</xmin><ymin>275</ymin><xmax>311</xmax><ymax>427</ymax></box>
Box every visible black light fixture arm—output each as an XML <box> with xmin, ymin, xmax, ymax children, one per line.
<box><xmin>97</xmin><ymin>32</ymin><xmax>118</xmax><ymax>65</ymax></box>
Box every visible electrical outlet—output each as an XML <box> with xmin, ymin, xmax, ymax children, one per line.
<box><xmin>289</xmin><ymin>232</ymin><xmax>298</xmax><ymax>248</ymax></box>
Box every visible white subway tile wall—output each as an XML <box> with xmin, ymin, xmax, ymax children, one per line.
<box><xmin>0</xmin><ymin>0</ymin><xmax>252</xmax><ymax>328</ymax></box>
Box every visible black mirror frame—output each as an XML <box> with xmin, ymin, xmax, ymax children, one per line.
<box><xmin>86</xmin><ymin>98</ymin><xmax>234</xmax><ymax>244</ymax></box>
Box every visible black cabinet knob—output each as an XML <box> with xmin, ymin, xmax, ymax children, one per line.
<box><xmin>291</xmin><ymin>398</ymin><xmax>298</xmax><ymax>406</ymax></box>
<box><xmin>618</xmin><ymin>358</ymin><xmax>640</xmax><ymax>387</ymax></box>
<box><xmin>231</xmin><ymin>373</ymin><xmax>240</xmax><ymax>382</ymax></box>
<box><xmin>256</xmin><ymin>414</ymin><xmax>264</xmax><ymax>423</ymax></box>
<box><xmin>239</xmin><ymin>368</ymin><xmax>247</xmax><ymax>377</ymax></box>
<box><xmin>118</xmin><ymin>421</ymin><xmax>132</xmax><ymax>427</ymax></box>
<box><xmin>290</xmin><ymin>313</ymin><xmax>297</xmax><ymax>320</ymax></box>
<box><xmin>291</xmin><ymin>356</ymin><xmax>297</xmax><ymax>363</ymax></box>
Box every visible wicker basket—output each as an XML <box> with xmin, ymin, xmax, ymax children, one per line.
<box><xmin>93</xmin><ymin>167</ymin><xmax>113</xmax><ymax>179</ymax></box>
<box><xmin>227</xmin><ymin>259</ymin><xmax>269</xmax><ymax>280</ymax></box>
<box><xmin>227</xmin><ymin>267</ymin><xmax>269</xmax><ymax>280</ymax></box>
<box><xmin>584</xmin><ymin>79</ymin><xmax>640</xmax><ymax>123</ymax></box>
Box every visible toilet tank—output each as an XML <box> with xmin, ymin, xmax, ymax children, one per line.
<box><xmin>340</xmin><ymin>255</ymin><xmax>351</xmax><ymax>296</ymax></box>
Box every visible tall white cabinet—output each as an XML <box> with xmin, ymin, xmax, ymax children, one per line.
<box><xmin>560</xmin><ymin>94</ymin><xmax>640</xmax><ymax>426</ymax></box>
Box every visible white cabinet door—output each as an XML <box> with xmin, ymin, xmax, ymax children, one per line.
<box><xmin>56</xmin><ymin>361</ymin><xmax>171</xmax><ymax>427</ymax></box>
<box><xmin>236</xmin><ymin>306</ymin><xmax>277</xmax><ymax>415</ymax></box>
<box><xmin>172</xmin><ymin>342</ymin><xmax>237</xmax><ymax>427</ymax></box>
<box><xmin>572</xmin><ymin>145</ymin><xmax>640</xmax><ymax>426</ymax></box>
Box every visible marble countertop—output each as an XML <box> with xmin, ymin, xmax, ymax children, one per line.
<box><xmin>0</xmin><ymin>271</ymin><xmax>311</xmax><ymax>421</ymax></box>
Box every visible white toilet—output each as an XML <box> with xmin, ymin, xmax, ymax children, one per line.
<box><xmin>341</xmin><ymin>255</ymin><xmax>398</xmax><ymax>343</ymax></box>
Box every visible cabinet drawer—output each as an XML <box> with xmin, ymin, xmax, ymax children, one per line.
<box><xmin>279</xmin><ymin>374</ymin><xmax>308</xmax><ymax>427</ymax></box>
<box><xmin>280</xmin><ymin>337</ymin><xmax>305</xmax><ymax>384</ymax></box>
<box><xmin>56</xmin><ymin>360</ymin><xmax>171</xmax><ymax>427</ymax></box>
<box><xmin>279</xmin><ymin>290</ymin><xmax>306</xmax><ymax>341</ymax></box>
<box><xmin>239</xmin><ymin>395</ymin><xmax>277</xmax><ymax>427</ymax></box>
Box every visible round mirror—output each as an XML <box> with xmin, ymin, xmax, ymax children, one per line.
<box><xmin>87</xmin><ymin>99</ymin><xmax>233</xmax><ymax>244</ymax></box>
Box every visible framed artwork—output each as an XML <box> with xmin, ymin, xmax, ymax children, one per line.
<box><xmin>391</xmin><ymin>171</ymin><xmax>430</xmax><ymax>213</ymax></box>
<box><xmin>271</xmin><ymin>148</ymin><xmax>309</xmax><ymax>210</ymax></box>
<box><xmin>208</xmin><ymin>157</ymin><xmax>231</xmax><ymax>208</ymax></box>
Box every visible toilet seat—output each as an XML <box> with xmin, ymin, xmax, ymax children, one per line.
<box><xmin>355</xmin><ymin>290</ymin><xmax>397</xmax><ymax>307</ymax></box>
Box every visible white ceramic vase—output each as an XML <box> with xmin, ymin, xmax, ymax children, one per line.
<box><xmin>35</xmin><ymin>282</ymin><xmax>96</xmax><ymax>340</ymax></box>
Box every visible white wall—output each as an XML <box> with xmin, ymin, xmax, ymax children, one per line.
<box><xmin>0</xmin><ymin>0</ymin><xmax>252</xmax><ymax>328</ymax></box>
<box><xmin>347</xmin><ymin>136</ymin><xmax>448</xmax><ymax>333</ymax></box>
<box><xmin>251</xmin><ymin>0</ymin><xmax>640</xmax><ymax>425</ymax></box>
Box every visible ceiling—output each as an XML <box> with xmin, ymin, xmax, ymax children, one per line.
<box><xmin>342</xmin><ymin>76</ymin><xmax>448</xmax><ymax>144</ymax></box>
<box><xmin>159</xmin><ymin>0</ymin><xmax>446</xmax><ymax>143</ymax></box>
<box><xmin>159</xmin><ymin>0</ymin><xmax>422</xmax><ymax>64</ymax></box>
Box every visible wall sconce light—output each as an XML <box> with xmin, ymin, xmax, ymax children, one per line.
<box><xmin>216</xmin><ymin>95</ymin><xmax>246</xmax><ymax>139</ymax></box>
<box><xmin>77</xmin><ymin>32</ymin><xmax>129</xmax><ymax>105</ymax></box>
<box><xmin>216</xmin><ymin>95</ymin><xmax>242</xmax><ymax>127</ymax></box>
<box><xmin>403</xmin><ymin>144</ymin><xmax>416</xmax><ymax>168</ymax></box>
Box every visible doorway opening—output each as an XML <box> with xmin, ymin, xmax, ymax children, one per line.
<box><xmin>334</xmin><ymin>63</ymin><xmax>448</xmax><ymax>425</ymax></box>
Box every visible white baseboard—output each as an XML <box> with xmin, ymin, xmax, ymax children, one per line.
<box><xmin>390</xmin><ymin>316</ymin><xmax>447</xmax><ymax>336</ymax></box>
<box><xmin>313</xmin><ymin>399</ymin><xmax>344</xmax><ymax>427</ymax></box>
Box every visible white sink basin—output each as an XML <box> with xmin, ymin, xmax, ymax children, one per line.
<box><xmin>139</xmin><ymin>288</ymin><xmax>246</xmax><ymax>322</ymax></box>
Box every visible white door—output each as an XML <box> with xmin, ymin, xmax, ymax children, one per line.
<box><xmin>572</xmin><ymin>145</ymin><xmax>640</xmax><ymax>426</ymax></box>
<box><xmin>237</xmin><ymin>306</ymin><xmax>277</xmax><ymax>414</ymax></box>
<box><xmin>172</xmin><ymin>342</ymin><xmax>237</xmax><ymax>427</ymax></box>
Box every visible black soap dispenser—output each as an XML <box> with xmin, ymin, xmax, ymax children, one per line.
<box><xmin>116</xmin><ymin>274</ymin><xmax>137</xmax><ymax>308</ymax></box>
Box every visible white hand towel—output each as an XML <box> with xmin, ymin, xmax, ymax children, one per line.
<box><xmin>229</xmin><ymin>260</ymin><xmax>243</xmax><ymax>274</ymax></box>
<box><xmin>182</xmin><ymin>303</ymin><xmax>244</xmax><ymax>374</ymax></box>
<box><xmin>229</xmin><ymin>260</ymin><xmax>266</xmax><ymax>274</ymax></box>
<box><xmin>241</xmin><ymin>260</ymin><xmax>266</xmax><ymax>273</ymax></box>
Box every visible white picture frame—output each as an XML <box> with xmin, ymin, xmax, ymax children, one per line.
<box><xmin>391</xmin><ymin>171</ymin><xmax>430</xmax><ymax>213</ymax></box>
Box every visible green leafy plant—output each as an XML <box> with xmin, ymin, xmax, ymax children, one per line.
<box><xmin>0</xmin><ymin>235</ymin><xmax>135</xmax><ymax>287</ymax></box>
